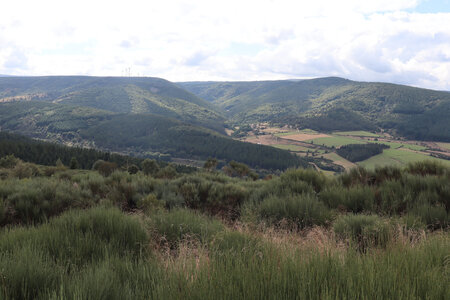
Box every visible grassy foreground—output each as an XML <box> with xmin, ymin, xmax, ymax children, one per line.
<box><xmin>0</xmin><ymin>158</ymin><xmax>449</xmax><ymax>299</ymax></box>
<box><xmin>0</xmin><ymin>207</ymin><xmax>448</xmax><ymax>299</ymax></box>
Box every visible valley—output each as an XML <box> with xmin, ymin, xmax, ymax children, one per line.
<box><xmin>0</xmin><ymin>75</ymin><xmax>449</xmax><ymax>299</ymax></box>
<box><xmin>236</xmin><ymin>124</ymin><xmax>450</xmax><ymax>173</ymax></box>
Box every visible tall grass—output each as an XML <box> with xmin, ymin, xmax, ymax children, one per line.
<box><xmin>0</xmin><ymin>206</ymin><xmax>448</xmax><ymax>299</ymax></box>
<box><xmin>150</xmin><ymin>208</ymin><xmax>225</xmax><ymax>247</ymax></box>
<box><xmin>333</xmin><ymin>214</ymin><xmax>392</xmax><ymax>251</ymax></box>
<box><xmin>257</xmin><ymin>193</ymin><xmax>331</xmax><ymax>229</ymax></box>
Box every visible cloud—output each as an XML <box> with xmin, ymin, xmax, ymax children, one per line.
<box><xmin>2</xmin><ymin>49</ymin><xmax>28</xmax><ymax>71</ymax></box>
<box><xmin>184</xmin><ymin>51</ymin><xmax>211</xmax><ymax>66</ymax></box>
<box><xmin>0</xmin><ymin>0</ymin><xmax>449</xmax><ymax>90</ymax></box>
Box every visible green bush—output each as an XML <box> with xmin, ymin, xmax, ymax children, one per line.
<box><xmin>340</xmin><ymin>166</ymin><xmax>375</xmax><ymax>187</ymax></box>
<box><xmin>137</xmin><ymin>194</ymin><xmax>164</xmax><ymax>213</ymax></box>
<box><xmin>258</xmin><ymin>194</ymin><xmax>331</xmax><ymax>229</ymax></box>
<box><xmin>0</xmin><ymin>177</ymin><xmax>92</xmax><ymax>224</ymax></box>
<box><xmin>373</xmin><ymin>165</ymin><xmax>403</xmax><ymax>183</ymax></box>
<box><xmin>0</xmin><ymin>207</ymin><xmax>149</xmax><ymax>265</ymax></box>
<box><xmin>410</xmin><ymin>203</ymin><xmax>448</xmax><ymax>229</ymax></box>
<box><xmin>0</xmin><ymin>246</ymin><xmax>63</xmax><ymax>300</ymax></box>
<box><xmin>406</xmin><ymin>160</ymin><xmax>447</xmax><ymax>176</ymax></box>
<box><xmin>280</xmin><ymin>168</ymin><xmax>328</xmax><ymax>192</ymax></box>
<box><xmin>92</xmin><ymin>160</ymin><xmax>118</xmax><ymax>177</ymax></box>
<box><xmin>333</xmin><ymin>214</ymin><xmax>392</xmax><ymax>251</ymax></box>
<box><xmin>320</xmin><ymin>185</ymin><xmax>375</xmax><ymax>213</ymax></box>
<box><xmin>0</xmin><ymin>154</ymin><xmax>18</xmax><ymax>168</ymax></box>
<box><xmin>175</xmin><ymin>174</ymin><xmax>249</xmax><ymax>216</ymax></box>
<box><xmin>151</xmin><ymin>208</ymin><xmax>224</xmax><ymax>247</ymax></box>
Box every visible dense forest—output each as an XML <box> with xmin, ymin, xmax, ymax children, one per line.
<box><xmin>181</xmin><ymin>77</ymin><xmax>450</xmax><ymax>141</ymax></box>
<box><xmin>0</xmin><ymin>102</ymin><xmax>304</xmax><ymax>170</ymax></box>
<box><xmin>336</xmin><ymin>143</ymin><xmax>389</xmax><ymax>162</ymax></box>
<box><xmin>0</xmin><ymin>142</ymin><xmax>448</xmax><ymax>298</ymax></box>
<box><xmin>0</xmin><ymin>76</ymin><xmax>225</xmax><ymax>132</ymax></box>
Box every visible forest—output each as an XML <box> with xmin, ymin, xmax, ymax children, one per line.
<box><xmin>0</xmin><ymin>141</ymin><xmax>448</xmax><ymax>298</ymax></box>
<box><xmin>336</xmin><ymin>143</ymin><xmax>389</xmax><ymax>162</ymax></box>
<box><xmin>0</xmin><ymin>102</ymin><xmax>304</xmax><ymax>170</ymax></box>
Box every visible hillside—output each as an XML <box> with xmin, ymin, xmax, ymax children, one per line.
<box><xmin>180</xmin><ymin>78</ymin><xmax>450</xmax><ymax>141</ymax></box>
<box><xmin>0</xmin><ymin>101</ymin><xmax>305</xmax><ymax>170</ymax></box>
<box><xmin>0</xmin><ymin>76</ymin><xmax>225</xmax><ymax>132</ymax></box>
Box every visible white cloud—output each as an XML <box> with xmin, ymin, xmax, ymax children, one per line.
<box><xmin>0</xmin><ymin>0</ymin><xmax>449</xmax><ymax>89</ymax></box>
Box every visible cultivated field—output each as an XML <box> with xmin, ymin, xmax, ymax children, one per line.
<box><xmin>240</xmin><ymin>125</ymin><xmax>450</xmax><ymax>173</ymax></box>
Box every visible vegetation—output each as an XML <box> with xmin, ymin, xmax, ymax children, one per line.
<box><xmin>0</xmin><ymin>147</ymin><xmax>448</xmax><ymax>298</ymax></box>
<box><xmin>0</xmin><ymin>76</ymin><xmax>449</xmax><ymax>298</ymax></box>
<box><xmin>337</xmin><ymin>143</ymin><xmax>389</xmax><ymax>162</ymax></box>
<box><xmin>182</xmin><ymin>77</ymin><xmax>450</xmax><ymax>141</ymax></box>
<box><xmin>0</xmin><ymin>102</ymin><xmax>305</xmax><ymax>170</ymax></box>
<box><xmin>0</xmin><ymin>76</ymin><xmax>225</xmax><ymax>132</ymax></box>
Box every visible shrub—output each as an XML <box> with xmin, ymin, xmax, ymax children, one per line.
<box><xmin>320</xmin><ymin>185</ymin><xmax>375</xmax><ymax>213</ymax></box>
<box><xmin>141</xmin><ymin>159</ymin><xmax>160</xmax><ymax>176</ymax></box>
<box><xmin>128</xmin><ymin>164</ymin><xmax>140</xmax><ymax>174</ymax></box>
<box><xmin>0</xmin><ymin>246</ymin><xmax>63</xmax><ymax>300</ymax></box>
<box><xmin>156</xmin><ymin>165</ymin><xmax>177</xmax><ymax>179</ymax></box>
<box><xmin>410</xmin><ymin>203</ymin><xmax>448</xmax><ymax>229</ymax></box>
<box><xmin>333</xmin><ymin>214</ymin><xmax>392</xmax><ymax>251</ymax></box>
<box><xmin>3</xmin><ymin>178</ymin><xmax>92</xmax><ymax>224</ymax></box>
<box><xmin>280</xmin><ymin>168</ymin><xmax>328</xmax><ymax>192</ymax></box>
<box><xmin>151</xmin><ymin>208</ymin><xmax>224</xmax><ymax>247</ymax></box>
<box><xmin>406</xmin><ymin>160</ymin><xmax>447</xmax><ymax>176</ymax></box>
<box><xmin>0</xmin><ymin>154</ymin><xmax>18</xmax><ymax>168</ymax></box>
<box><xmin>12</xmin><ymin>162</ymin><xmax>40</xmax><ymax>179</ymax></box>
<box><xmin>137</xmin><ymin>194</ymin><xmax>164</xmax><ymax>214</ymax></box>
<box><xmin>258</xmin><ymin>194</ymin><xmax>331</xmax><ymax>229</ymax></box>
<box><xmin>92</xmin><ymin>160</ymin><xmax>118</xmax><ymax>177</ymax></box>
<box><xmin>373</xmin><ymin>165</ymin><xmax>403</xmax><ymax>183</ymax></box>
<box><xmin>340</xmin><ymin>166</ymin><xmax>375</xmax><ymax>187</ymax></box>
<box><xmin>0</xmin><ymin>207</ymin><xmax>149</xmax><ymax>299</ymax></box>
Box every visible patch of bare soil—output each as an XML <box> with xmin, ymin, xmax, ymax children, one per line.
<box><xmin>225</xmin><ymin>129</ymin><xmax>234</xmax><ymax>136</ymax></box>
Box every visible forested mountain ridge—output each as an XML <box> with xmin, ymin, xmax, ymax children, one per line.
<box><xmin>0</xmin><ymin>101</ymin><xmax>305</xmax><ymax>170</ymax></box>
<box><xmin>180</xmin><ymin>77</ymin><xmax>450</xmax><ymax>141</ymax></box>
<box><xmin>0</xmin><ymin>76</ymin><xmax>226</xmax><ymax>132</ymax></box>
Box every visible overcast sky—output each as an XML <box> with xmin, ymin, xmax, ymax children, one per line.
<box><xmin>1</xmin><ymin>0</ymin><xmax>449</xmax><ymax>90</ymax></box>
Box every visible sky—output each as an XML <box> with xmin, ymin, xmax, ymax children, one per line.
<box><xmin>1</xmin><ymin>0</ymin><xmax>450</xmax><ymax>90</ymax></box>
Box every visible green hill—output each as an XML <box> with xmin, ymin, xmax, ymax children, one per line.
<box><xmin>180</xmin><ymin>78</ymin><xmax>450</xmax><ymax>141</ymax></box>
<box><xmin>0</xmin><ymin>101</ymin><xmax>305</xmax><ymax>170</ymax></box>
<box><xmin>0</xmin><ymin>76</ymin><xmax>225</xmax><ymax>132</ymax></box>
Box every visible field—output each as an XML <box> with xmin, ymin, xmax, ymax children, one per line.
<box><xmin>240</xmin><ymin>125</ymin><xmax>450</xmax><ymax>173</ymax></box>
<box><xmin>437</xmin><ymin>142</ymin><xmax>450</xmax><ymax>150</ymax></box>
<box><xmin>305</xmin><ymin>136</ymin><xmax>366</xmax><ymax>148</ymax></box>
<box><xmin>272</xmin><ymin>144</ymin><xmax>311</xmax><ymax>152</ymax></box>
<box><xmin>359</xmin><ymin>148</ymin><xmax>450</xmax><ymax>169</ymax></box>
<box><xmin>333</xmin><ymin>130</ymin><xmax>381</xmax><ymax>137</ymax></box>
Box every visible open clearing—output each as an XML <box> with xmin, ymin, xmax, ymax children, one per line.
<box><xmin>323</xmin><ymin>152</ymin><xmax>356</xmax><ymax>170</ymax></box>
<box><xmin>333</xmin><ymin>131</ymin><xmax>381</xmax><ymax>137</ymax></box>
<box><xmin>280</xmin><ymin>133</ymin><xmax>331</xmax><ymax>142</ymax></box>
<box><xmin>358</xmin><ymin>148</ymin><xmax>450</xmax><ymax>169</ymax></box>
<box><xmin>272</xmin><ymin>144</ymin><xmax>311</xmax><ymax>152</ymax></box>
<box><xmin>305</xmin><ymin>136</ymin><xmax>366</xmax><ymax>147</ymax></box>
<box><xmin>436</xmin><ymin>142</ymin><xmax>450</xmax><ymax>150</ymax></box>
<box><xmin>240</xmin><ymin>125</ymin><xmax>450</xmax><ymax>173</ymax></box>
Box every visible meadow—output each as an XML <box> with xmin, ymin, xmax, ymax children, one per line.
<box><xmin>252</xmin><ymin>126</ymin><xmax>450</xmax><ymax>173</ymax></box>
<box><xmin>359</xmin><ymin>148</ymin><xmax>450</xmax><ymax>169</ymax></box>
<box><xmin>0</xmin><ymin>154</ymin><xmax>448</xmax><ymax>299</ymax></box>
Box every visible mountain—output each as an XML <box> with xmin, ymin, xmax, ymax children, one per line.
<box><xmin>0</xmin><ymin>76</ymin><xmax>225</xmax><ymax>132</ymax></box>
<box><xmin>180</xmin><ymin>77</ymin><xmax>450</xmax><ymax>141</ymax></box>
<box><xmin>0</xmin><ymin>101</ymin><xmax>305</xmax><ymax>170</ymax></box>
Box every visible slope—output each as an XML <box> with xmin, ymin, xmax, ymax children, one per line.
<box><xmin>0</xmin><ymin>101</ymin><xmax>304</xmax><ymax>170</ymax></box>
<box><xmin>180</xmin><ymin>78</ymin><xmax>450</xmax><ymax>141</ymax></box>
<box><xmin>0</xmin><ymin>76</ymin><xmax>225</xmax><ymax>132</ymax></box>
